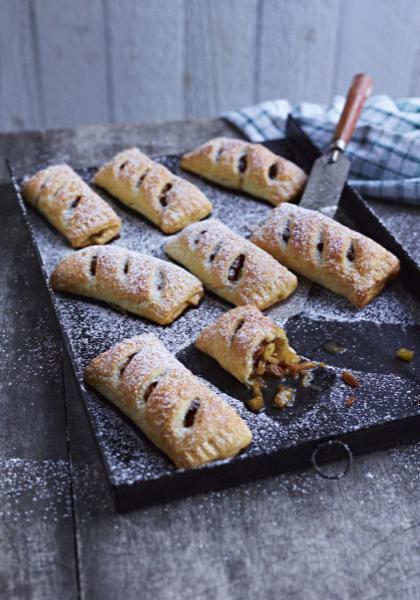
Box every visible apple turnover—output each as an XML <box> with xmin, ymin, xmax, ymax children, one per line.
<box><xmin>94</xmin><ymin>147</ymin><xmax>212</xmax><ymax>233</ymax></box>
<box><xmin>196</xmin><ymin>305</ymin><xmax>300</xmax><ymax>385</ymax></box>
<box><xmin>251</xmin><ymin>203</ymin><xmax>400</xmax><ymax>307</ymax></box>
<box><xmin>181</xmin><ymin>137</ymin><xmax>307</xmax><ymax>205</ymax></box>
<box><xmin>84</xmin><ymin>334</ymin><xmax>252</xmax><ymax>468</ymax></box>
<box><xmin>51</xmin><ymin>245</ymin><xmax>203</xmax><ymax>325</ymax></box>
<box><xmin>22</xmin><ymin>164</ymin><xmax>121</xmax><ymax>248</ymax></box>
<box><xmin>164</xmin><ymin>219</ymin><xmax>297</xmax><ymax>309</ymax></box>
<box><xmin>196</xmin><ymin>305</ymin><xmax>321</xmax><ymax>412</ymax></box>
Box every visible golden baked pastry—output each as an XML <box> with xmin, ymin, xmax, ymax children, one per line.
<box><xmin>196</xmin><ymin>305</ymin><xmax>300</xmax><ymax>386</ymax></box>
<box><xmin>251</xmin><ymin>203</ymin><xmax>400</xmax><ymax>308</ymax></box>
<box><xmin>22</xmin><ymin>164</ymin><xmax>121</xmax><ymax>248</ymax></box>
<box><xmin>181</xmin><ymin>137</ymin><xmax>307</xmax><ymax>205</ymax></box>
<box><xmin>196</xmin><ymin>305</ymin><xmax>322</xmax><ymax>412</ymax></box>
<box><xmin>84</xmin><ymin>334</ymin><xmax>252</xmax><ymax>468</ymax></box>
<box><xmin>94</xmin><ymin>147</ymin><xmax>212</xmax><ymax>234</ymax></box>
<box><xmin>165</xmin><ymin>219</ymin><xmax>297</xmax><ymax>309</ymax></box>
<box><xmin>51</xmin><ymin>245</ymin><xmax>203</xmax><ymax>325</ymax></box>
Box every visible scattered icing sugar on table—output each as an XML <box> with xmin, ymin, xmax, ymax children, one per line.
<box><xmin>0</xmin><ymin>459</ymin><xmax>71</xmax><ymax>522</ymax></box>
<box><xmin>20</xmin><ymin>155</ymin><xmax>420</xmax><ymax>487</ymax></box>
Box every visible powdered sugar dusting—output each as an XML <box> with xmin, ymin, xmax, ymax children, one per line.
<box><xmin>96</xmin><ymin>146</ymin><xmax>211</xmax><ymax>233</ymax></box>
<box><xmin>252</xmin><ymin>202</ymin><xmax>401</xmax><ymax>306</ymax></box>
<box><xmin>0</xmin><ymin>458</ymin><xmax>71</xmax><ymax>523</ymax></box>
<box><xmin>53</xmin><ymin>244</ymin><xmax>202</xmax><ymax>323</ymax></box>
<box><xmin>18</xmin><ymin>155</ymin><xmax>420</xmax><ymax>488</ymax></box>
<box><xmin>185</xmin><ymin>137</ymin><xmax>307</xmax><ymax>203</ymax></box>
<box><xmin>302</xmin><ymin>279</ymin><xmax>418</xmax><ymax>325</ymax></box>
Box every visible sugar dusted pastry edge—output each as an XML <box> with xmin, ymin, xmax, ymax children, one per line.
<box><xmin>51</xmin><ymin>245</ymin><xmax>204</xmax><ymax>325</ymax></box>
<box><xmin>94</xmin><ymin>147</ymin><xmax>213</xmax><ymax>234</ymax></box>
<box><xmin>22</xmin><ymin>164</ymin><xmax>121</xmax><ymax>248</ymax></box>
<box><xmin>181</xmin><ymin>137</ymin><xmax>307</xmax><ymax>206</ymax></box>
<box><xmin>251</xmin><ymin>203</ymin><xmax>400</xmax><ymax>308</ymax></box>
<box><xmin>164</xmin><ymin>219</ymin><xmax>298</xmax><ymax>310</ymax></box>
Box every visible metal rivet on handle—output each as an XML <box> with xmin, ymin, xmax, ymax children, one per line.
<box><xmin>311</xmin><ymin>439</ymin><xmax>353</xmax><ymax>480</ymax></box>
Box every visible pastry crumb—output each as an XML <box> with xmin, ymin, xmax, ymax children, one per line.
<box><xmin>322</xmin><ymin>341</ymin><xmax>347</xmax><ymax>355</ymax></box>
<box><xmin>341</xmin><ymin>370</ymin><xmax>360</xmax><ymax>388</ymax></box>
<box><xmin>289</xmin><ymin>360</ymin><xmax>325</xmax><ymax>377</ymax></box>
<box><xmin>248</xmin><ymin>396</ymin><xmax>264</xmax><ymax>413</ymax></box>
<box><xmin>346</xmin><ymin>395</ymin><xmax>356</xmax><ymax>407</ymax></box>
<box><xmin>395</xmin><ymin>347</ymin><xmax>414</xmax><ymax>362</ymax></box>
<box><xmin>273</xmin><ymin>385</ymin><xmax>295</xmax><ymax>409</ymax></box>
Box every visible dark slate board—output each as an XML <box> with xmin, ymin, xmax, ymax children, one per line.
<box><xmin>9</xmin><ymin>145</ymin><xmax>420</xmax><ymax>511</ymax></box>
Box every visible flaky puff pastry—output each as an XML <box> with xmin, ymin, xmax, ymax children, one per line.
<box><xmin>84</xmin><ymin>334</ymin><xmax>252</xmax><ymax>468</ymax></box>
<box><xmin>196</xmin><ymin>305</ymin><xmax>299</xmax><ymax>386</ymax></box>
<box><xmin>181</xmin><ymin>137</ymin><xmax>307</xmax><ymax>205</ymax></box>
<box><xmin>51</xmin><ymin>245</ymin><xmax>203</xmax><ymax>325</ymax></box>
<box><xmin>165</xmin><ymin>219</ymin><xmax>297</xmax><ymax>310</ymax></box>
<box><xmin>94</xmin><ymin>147</ymin><xmax>212</xmax><ymax>234</ymax></box>
<box><xmin>22</xmin><ymin>164</ymin><xmax>121</xmax><ymax>248</ymax></box>
<box><xmin>251</xmin><ymin>203</ymin><xmax>400</xmax><ymax>308</ymax></box>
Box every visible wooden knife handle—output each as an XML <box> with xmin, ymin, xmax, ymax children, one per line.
<box><xmin>333</xmin><ymin>73</ymin><xmax>373</xmax><ymax>146</ymax></box>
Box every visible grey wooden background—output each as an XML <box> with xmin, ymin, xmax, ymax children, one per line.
<box><xmin>1</xmin><ymin>0</ymin><xmax>420</xmax><ymax>132</ymax></box>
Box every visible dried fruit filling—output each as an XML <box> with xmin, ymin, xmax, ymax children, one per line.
<box><xmin>252</xmin><ymin>337</ymin><xmax>298</xmax><ymax>381</ymax></box>
<box><xmin>248</xmin><ymin>335</ymin><xmax>321</xmax><ymax>411</ymax></box>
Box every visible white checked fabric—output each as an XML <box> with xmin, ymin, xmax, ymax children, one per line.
<box><xmin>225</xmin><ymin>95</ymin><xmax>420</xmax><ymax>206</ymax></box>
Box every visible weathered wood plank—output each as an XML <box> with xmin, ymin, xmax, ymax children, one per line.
<box><xmin>107</xmin><ymin>0</ymin><xmax>185</xmax><ymax>124</ymax></box>
<box><xmin>257</xmin><ymin>0</ymin><xmax>341</xmax><ymax>104</ymax></box>
<box><xmin>0</xmin><ymin>0</ymin><xmax>43</xmax><ymax>130</ymax></box>
<box><xmin>335</xmin><ymin>0</ymin><xmax>420</xmax><ymax>97</ymax></box>
<box><xmin>184</xmin><ymin>0</ymin><xmax>259</xmax><ymax>117</ymax></box>
<box><xmin>0</xmin><ymin>118</ymin><xmax>232</xmax><ymax>183</ymax></box>
<box><xmin>0</xmin><ymin>184</ymin><xmax>77</xmax><ymax>599</ymax></box>
<box><xmin>34</xmin><ymin>0</ymin><xmax>110</xmax><ymax>128</ymax></box>
<box><xmin>3</xmin><ymin>0</ymin><xmax>420</xmax><ymax>130</ymax></box>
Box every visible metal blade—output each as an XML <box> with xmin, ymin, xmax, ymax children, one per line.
<box><xmin>299</xmin><ymin>152</ymin><xmax>350</xmax><ymax>211</ymax></box>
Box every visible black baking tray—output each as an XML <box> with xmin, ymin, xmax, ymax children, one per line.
<box><xmin>8</xmin><ymin>117</ymin><xmax>420</xmax><ymax>511</ymax></box>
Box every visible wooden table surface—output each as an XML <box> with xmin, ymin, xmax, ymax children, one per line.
<box><xmin>1</xmin><ymin>118</ymin><xmax>420</xmax><ymax>600</ymax></box>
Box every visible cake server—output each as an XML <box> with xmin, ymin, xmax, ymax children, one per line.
<box><xmin>299</xmin><ymin>73</ymin><xmax>373</xmax><ymax>213</ymax></box>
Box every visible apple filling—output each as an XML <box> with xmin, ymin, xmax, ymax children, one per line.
<box><xmin>248</xmin><ymin>336</ymin><xmax>323</xmax><ymax>412</ymax></box>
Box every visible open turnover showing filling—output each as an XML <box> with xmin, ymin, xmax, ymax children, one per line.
<box><xmin>248</xmin><ymin>336</ymin><xmax>323</xmax><ymax>412</ymax></box>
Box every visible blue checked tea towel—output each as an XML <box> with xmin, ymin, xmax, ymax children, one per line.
<box><xmin>225</xmin><ymin>95</ymin><xmax>420</xmax><ymax>206</ymax></box>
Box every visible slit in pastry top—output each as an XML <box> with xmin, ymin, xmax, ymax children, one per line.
<box><xmin>164</xmin><ymin>219</ymin><xmax>297</xmax><ymax>310</ymax></box>
<box><xmin>251</xmin><ymin>203</ymin><xmax>401</xmax><ymax>308</ymax></box>
<box><xmin>50</xmin><ymin>245</ymin><xmax>204</xmax><ymax>325</ymax></box>
<box><xmin>84</xmin><ymin>334</ymin><xmax>252</xmax><ymax>468</ymax></box>
<box><xmin>21</xmin><ymin>164</ymin><xmax>121</xmax><ymax>248</ymax></box>
<box><xmin>93</xmin><ymin>147</ymin><xmax>213</xmax><ymax>234</ymax></box>
<box><xmin>181</xmin><ymin>137</ymin><xmax>307</xmax><ymax>206</ymax></box>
